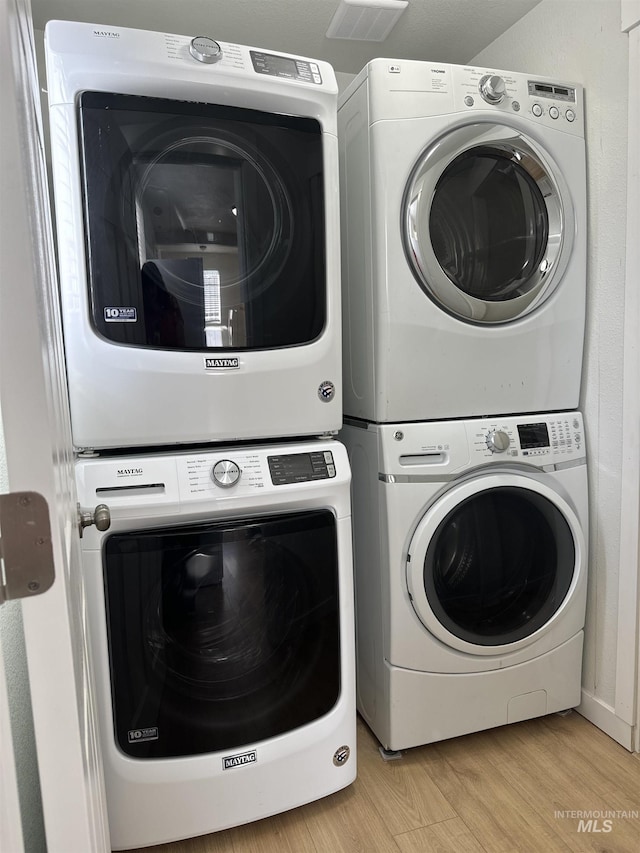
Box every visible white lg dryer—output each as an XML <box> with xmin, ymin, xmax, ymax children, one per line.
<box><xmin>341</xmin><ymin>413</ymin><xmax>588</xmax><ymax>750</ymax></box>
<box><xmin>45</xmin><ymin>21</ymin><xmax>342</xmax><ymax>450</ymax></box>
<box><xmin>338</xmin><ymin>60</ymin><xmax>586</xmax><ymax>422</ymax></box>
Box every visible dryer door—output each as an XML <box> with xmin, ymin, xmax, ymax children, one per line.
<box><xmin>406</xmin><ymin>473</ymin><xmax>585</xmax><ymax>655</ymax></box>
<box><xmin>78</xmin><ymin>92</ymin><xmax>325</xmax><ymax>351</ymax></box>
<box><xmin>403</xmin><ymin>123</ymin><xmax>573</xmax><ymax>324</ymax></box>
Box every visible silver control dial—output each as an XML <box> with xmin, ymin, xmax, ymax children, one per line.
<box><xmin>486</xmin><ymin>430</ymin><xmax>510</xmax><ymax>453</ymax></box>
<box><xmin>479</xmin><ymin>74</ymin><xmax>507</xmax><ymax>104</ymax></box>
<box><xmin>211</xmin><ymin>459</ymin><xmax>241</xmax><ymax>488</ymax></box>
<box><xmin>189</xmin><ymin>36</ymin><xmax>223</xmax><ymax>64</ymax></box>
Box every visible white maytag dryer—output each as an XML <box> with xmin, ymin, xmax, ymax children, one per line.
<box><xmin>45</xmin><ymin>21</ymin><xmax>342</xmax><ymax>450</ymax></box>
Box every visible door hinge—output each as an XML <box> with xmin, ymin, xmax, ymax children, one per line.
<box><xmin>77</xmin><ymin>503</ymin><xmax>111</xmax><ymax>538</ymax></box>
<box><xmin>0</xmin><ymin>491</ymin><xmax>55</xmax><ymax>605</ymax></box>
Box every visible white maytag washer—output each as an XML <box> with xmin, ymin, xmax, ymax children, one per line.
<box><xmin>338</xmin><ymin>60</ymin><xmax>586</xmax><ymax>421</ymax></box>
<box><xmin>45</xmin><ymin>21</ymin><xmax>341</xmax><ymax>450</ymax></box>
<box><xmin>341</xmin><ymin>412</ymin><xmax>587</xmax><ymax>750</ymax></box>
<box><xmin>76</xmin><ymin>439</ymin><xmax>355</xmax><ymax>849</ymax></box>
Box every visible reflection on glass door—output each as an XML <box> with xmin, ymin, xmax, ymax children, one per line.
<box><xmin>103</xmin><ymin>510</ymin><xmax>341</xmax><ymax>758</ymax></box>
<box><xmin>79</xmin><ymin>93</ymin><xmax>326</xmax><ymax>350</ymax></box>
<box><xmin>404</xmin><ymin>130</ymin><xmax>566</xmax><ymax>323</ymax></box>
<box><xmin>423</xmin><ymin>487</ymin><xmax>575</xmax><ymax>645</ymax></box>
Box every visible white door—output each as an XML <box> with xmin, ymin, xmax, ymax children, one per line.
<box><xmin>0</xmin><ymin>1</ymin><xmax>109</xmax><ymax>850</ymax></box>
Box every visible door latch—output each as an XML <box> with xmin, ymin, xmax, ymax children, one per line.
<box><xmin>0</xmin><ymin>491</ymin><xmax>55</xmax><ymax>605</ymax></box>
<box><xmin>77</xmin><ymin>503</ymin><xmax>111</xmax><ymax>538</ymax></box>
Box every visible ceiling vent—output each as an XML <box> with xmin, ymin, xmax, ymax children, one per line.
<box><xmin>326</xmin><ymin>0</ymin><xmax>409</xmax><ymax>41</ymax></box>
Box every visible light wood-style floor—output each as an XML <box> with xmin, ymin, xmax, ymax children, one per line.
<box><xmin>127</xmin><ymin>712</ymin><xmax>640</xmax><ymax>853</ymax></box>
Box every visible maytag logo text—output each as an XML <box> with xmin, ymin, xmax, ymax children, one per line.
<box><xmin>223</xmin><ymin>750</ymin><xmax>257</xmax><ymax>770</ymax></box>
<box><xmin>204</xmin><ymin>357</ymin><xmax>240</xmax><ymax>370</ymax></box>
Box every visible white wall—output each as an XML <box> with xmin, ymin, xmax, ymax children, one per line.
<box><xmin>473</xmin><ymin>0</ymin><xmax>630</xmax><ymax>732</ymax></box>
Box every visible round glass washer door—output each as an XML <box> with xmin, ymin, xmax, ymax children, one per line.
<box><xmin>403</xmin><ymin>123</ymin><xmax>574</xmax><ymax>324</ymax></box>
<box><xmin>406</xmin><ymin>474</ymin><xmax>585</xmax><ymax>655</ymax></box>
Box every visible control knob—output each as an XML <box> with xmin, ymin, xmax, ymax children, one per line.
<box><xmin>211</xmin><ymin>459</ymin><xmax>241</xmax><ymax>488</ymax></box>
<box><xmin>189</xmin><ymin>36</ymin><xmax>223</xmax><ymax>64</ymax></box>
<box><xmin>486</xmin><ymin>430</ymin><xmax>510</xmax><ymax>453</ymax></box>
<box><xmin>479</xmin><ymin>74</ymin><xmax>507</xmax><ymax>104</ymax></box>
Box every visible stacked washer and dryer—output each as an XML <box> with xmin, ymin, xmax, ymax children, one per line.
<box><xmin>45</xmin><ymin>21</ymin><xmax>355</xmax><ymax>850</ymax></box>
<box><xmin>338</xmin><ymin>60</ymin><xmax>589</xmax><ymax>750</ymax></box>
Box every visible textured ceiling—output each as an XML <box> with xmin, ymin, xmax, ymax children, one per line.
<box><xmin>30</xmin><ymin>0</ymin><xmax>543</xmax><ymax>75</ymax></box>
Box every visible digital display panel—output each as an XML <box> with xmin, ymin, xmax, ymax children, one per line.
<box><xmin>528</xmin><ymin>81</ymin><xmax>576</xmax><ymax>102</ymax></box>
<box><xmin>262</xmin><ymin>54</ymin><xmax>297</xmax><ymax>77</ymax></box>
<box><xmin>517</xmin><ymin>422</ymin><xmax>550</xmax><ymax>449</ymax></box>
<box><xmin>268</xmin><ymin>451</ymin><xmax>334</xmax><ymax>485</ymax></box>
<box><xmin>250</xmin><ymin>51</ymin><xmax>321</xmax><ymax>84</ymax></box>
<box><xmin>270</xmin><ymin>453</ymin><xmax>314</xmax><ymax>482</ymax></box>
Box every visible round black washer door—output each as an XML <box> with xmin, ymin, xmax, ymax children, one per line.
<box><xmin>406</xmin><ymin>478</ymin><xmax>582</xmax><ymax>650</ymax></box>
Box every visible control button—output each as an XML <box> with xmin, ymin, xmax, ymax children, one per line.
<box><xmin>327</xmin><ymin>464</ymin><xmax>336</xmax><ymax>477</ymax></box>
<box><xmin>512</xmin><ymin>100</ymin><xmax>520</xmax><ymax>112</ymax></box>
<box><xmin>324</xmin><ymin>451</ymin><xmax>334</xmax><ymax>463</ymax></box>
<box><xmin>312</xmin><ymin>74</ymin><xmax>322</xmax><ymax>83</ymax></box>
<box><xmin>189</xmin><ymin>36</ymin><xmax>223</xmax><ymax>64</ymax></box>
<box><xmin>532</xmin><ymin>103</ymin><xmax>543</xmax><ymax>117</ymax></box>
<box><xmin>310</xmin><ymin>62</ymin><xmax>319</xmax><ymax>73</ymax></box>
<box><xmin>486</xmin><ymin>430</ymin><xmax>510</xmax><ymax>453</ymax></box>
<box><xmin>464</xmin><ymin>95</ymin><xmax>474</xmax><ymax>107</ymax></box>
<box><xmin>549</xmin><ymin>106</ymin><xmax>559</xmax><ymax>119</ymax></box>
<box><xmin>211</xmin><ymin>459</ymin><xmax>241</xmax><ymax>488</ymax></box>
<box><xmin>479</xmin><ymin>74</ymin><xmax>507</xmax><ymax>104</ymax></box>
<box><xmin>565</xmin><ymin>108</ymin><xmax>576</xmax><ymax>122</ymax></box>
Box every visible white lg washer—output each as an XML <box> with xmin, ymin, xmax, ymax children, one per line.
<box><xmin>75</xmin><ymin>439</ymin><xmax>355</xmax><ymax>850</ymax></box>
<box><xmin>341</xmin><ymin>413</ymin><xmax>587</xmax><ymax>751</ymax></box>
<box><xmin>338</xmin><ymin>60</ymin><xmax>586</xmax><ymax>422</ymax></box>
<box><xmin>45</xmin><ymin>21</ymin><xmax>342</xmax><ymax>450</ymax></box>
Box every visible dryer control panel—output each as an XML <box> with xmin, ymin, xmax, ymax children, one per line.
<box><xmin>452</xmin><ymin>63</ymin><xmax>583</xmax><ymax>135</ymax></box>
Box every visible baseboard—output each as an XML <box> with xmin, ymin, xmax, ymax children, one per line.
<box><xmin>577</xmin><ymin>689</ymin><xmax>635</xmax><ymax>751</ymax></box>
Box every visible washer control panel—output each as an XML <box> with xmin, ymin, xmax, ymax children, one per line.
<box><xmin>377</xmin><ymin>413</ymin><xmax>585</xmax><ymax>478</ymax></box>
<box><xmin>268</xmin><ymin>450</ymin><xmax>336</xmax><ymax>485</ymax></box>
<box><xmin>250</xmin><ymin>50</ymin><xmax>323</xmax><ymax>84</ymax></box>
<box><xmin>471</xmin><ymin>413</ymin><xmax>584</xmax><ymax>463</ymax></box>
<box><xmin>74</xmin><ymin>441</ymin><xmax>348</xmax><ymax>520</ymax></box>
